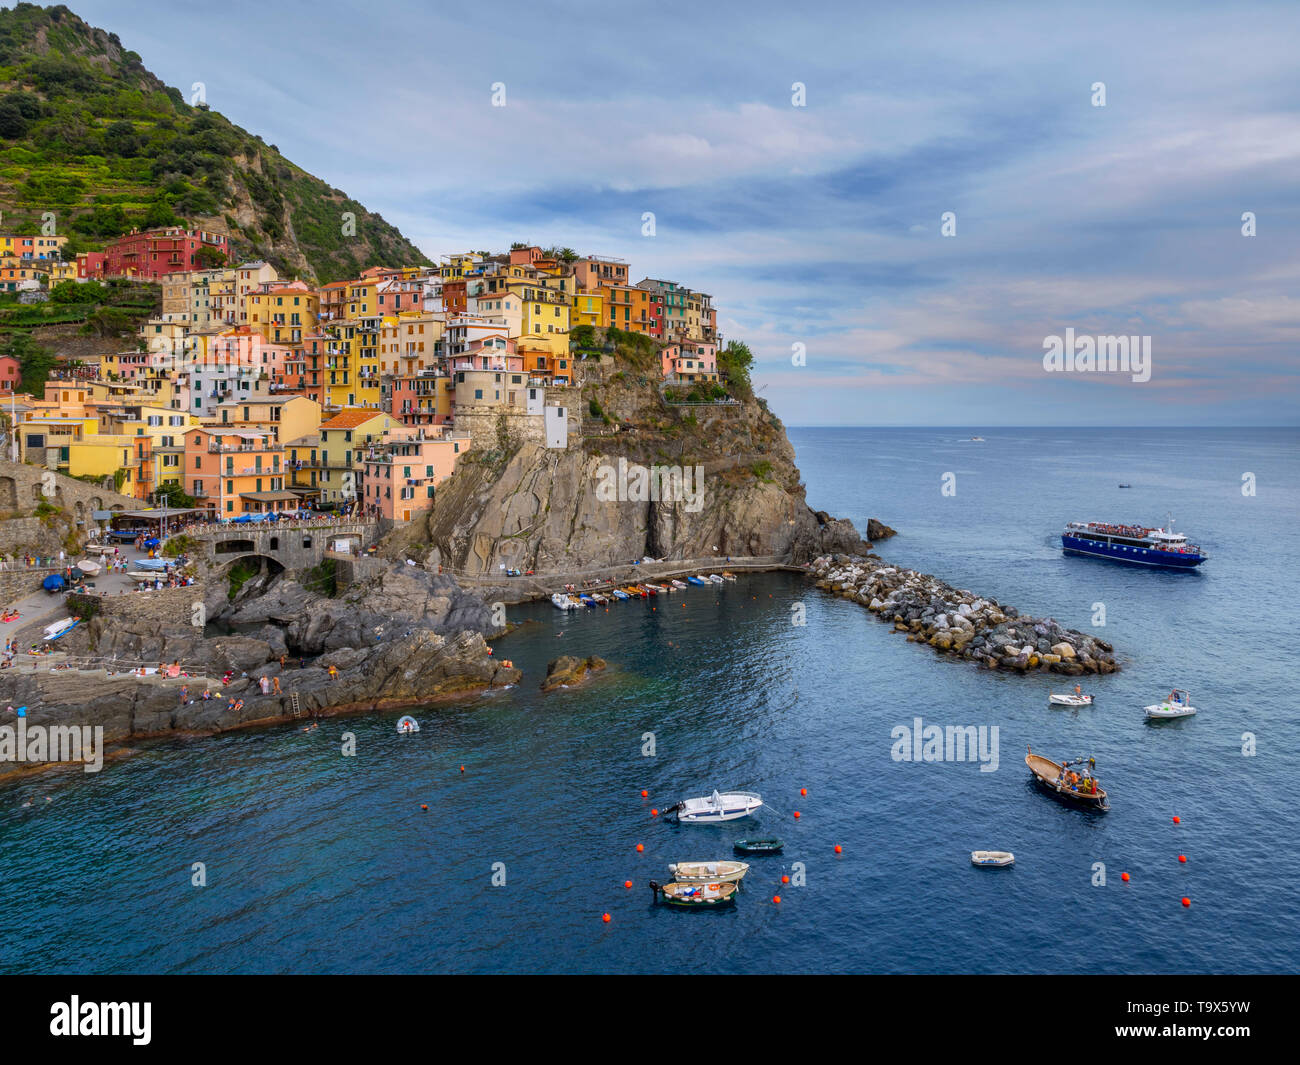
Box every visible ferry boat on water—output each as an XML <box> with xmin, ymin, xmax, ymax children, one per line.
<box><xmin>1061</xmin><ymin>515</ymin><xmax>1207</xmax><ymax>569</ymax></box>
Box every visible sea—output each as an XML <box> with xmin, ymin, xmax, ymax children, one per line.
<box><xmin>1</xmin><ymin>427</ymin><xmax>1296</xmax><ymax>974</ymax></box>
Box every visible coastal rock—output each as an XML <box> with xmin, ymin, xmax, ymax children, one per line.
<box><xmin>540</xmin><ymin>655</ymin><xmax>607</xmax><ymax>692</ymax></box>
<box><xmin>805</xmin><ymin>554</ymin><xmax>1120</xmax><ymax>677</ymax></box>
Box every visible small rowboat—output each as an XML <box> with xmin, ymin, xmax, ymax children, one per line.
<box><xmin>733</xmin><ymin>838</ymin><xmax>784</xmax><ymax>855</ymax></box>
<box><xmin>664</xmin><ymin>789</ymin><xmax>763</xmax><ymax>823</ymax></box>
<box><xmin>707</xmin><ymin>574</ymin><xmax>724</xmax><ymax>583</ymax></box>
<box><xmin>650</xmin><ymin>880</ymin><xmax>738</xmax><ymax>908</ymax></box>
<box><xmin>691</xmin><ymin>575</ymin><xmax>710</xmax><ymax>585</ymax></box>
<box><xmin>1049</xmin><ymin>692</ymin><xmax>1093</xmax><ymax>706</ymax></box>
<box><xmin>667</xmin><ymin>860</ymin><xmax>749</xmax><ymax>884</ymax></box>
<box><xmin>1026</xmin><ymin>747</ymin><xmax>1109</xmax><ymax>810</ymax></box>
<box><xmin>76</xmin><ymin>558</ymin><xmax>102</xmax><ymax>576</ymax></box>
<box><xmin>670</xmin><ymin>579</ymin><xmax>688</xmax><ymax>589</ymax></box>
<box><xmin>721</xmin><ymin>571</ymin><xmax>737</xmax><ymax>581</ymax></box>
<box><xmin>1145</xmin><ymin>689</ymin><xmax>1196</xmax><ymax>719</ymax></box>
<box><xmin>971</xmin><ymin>851</ymin><xmax>1015</xmax><ymax>867</ymax></box>
<box><xmin>611</xmin><ymin>589</ymin><xmax>630</xmax><ymax>600</ymax></box>
<box><xmin>590</xmin><ymin>593</ymin><xmax>608</xmax><ymax>604</ymax></box>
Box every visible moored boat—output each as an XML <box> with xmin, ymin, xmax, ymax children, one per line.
<box><xmin>551</xmin><ymin>592</ymin><xmax>579</xmax><ymax>610</ymax></box>
<box><xmin>649</xmin><ymin>880</ymin><xmax>738</xmax><ymax>908</ymax></box>
<box><xmin>1026</xmin><ymin>746</ymin><xmax>1109</xmax><ymax>810</ymax></box>
<box><xmin>733</xmin><ymin>838</ymin><xmax>783</xmax><ymax>855</ymax></box>
<box><xmin>663</xmin><ymin>789</ymin><xmax>763</xmax><ymax>823</ymax></box>
<box><xmin>1145</xmin><ymin>688</ymin><xmax>1197</xmax><ymax>719</ymax></box>
<box><xmin>667</xmin><ymin>860</ymin><xmax>749</xmax><ymax>884</ymax></box>
<box><xmin>670</xmin><ymin>579</ymin><xmax>688</xmax><ymax>589</ymax></box>
<box><xmin>611</xmin><ymin>589</ymin><xmax>630</xmax><ymax>600</ymax></box>
<box><xmin>1062</xmin><ymin>514</ymin><xmax>1207</xmax><ymax>569</ymax></box>
<box><xmin>707</xmin><ymin>574</ymin><xmax>724</xmax><ymax>583</ymax></box>
<box><xmin>688</xmin><ymin>575</ymin><xmax>708</xmax><ymax>585</ymax></box>
<box><xmin>971</xmin><ymin>851</ymin><xmax>1015</xmax><ymax>867</ymax></box>
<box><xmin>721</xmin><ymin>571</ymin><xmax>737</xmax><ymax>581</ymax></box>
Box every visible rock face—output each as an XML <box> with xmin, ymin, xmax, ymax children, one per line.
<box><xmin>540</xmin><ymin>655</ymin><xmax>607</xmax><ymax>692</ymax></box>
<box><xmin>0</xmin><ymin>561</ymin><xmax>520</xmax><ymax>774</ymax></box>
<box><xmin>411</xmin><ymin>443</ymin><xmax>874</xmax><ymax>576</ymax></box>
<box><xmin>808</xmin><ymin>554</ymin><xmax>1120</xmax><ymax>675</ymax></box>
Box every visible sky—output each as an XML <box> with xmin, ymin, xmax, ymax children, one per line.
<box><xmin>57</xmin><ymin>0</ymin><xmax>1300</xmax><ymax>426</ymax></box>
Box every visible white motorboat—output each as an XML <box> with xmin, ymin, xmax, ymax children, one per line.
<box><xmin>707</xmin><ymin>574</ymin><xmax>724</xmax><ymax>583</ymax></box>
<box><xmin>667</xmin><ymin>860</ymin><xmax>750</xmax><ymax>883</ymax></box>
<box><xmin>551</xmin><ymin>593</ymin><xmax>579</xmax><ymax>610</ymax></box>
<box><xmin>664</xmin><ymin>789</ymin><xmax>763</xmax><ymax>823</ymax></box>
<box><xmin>670</xmin><ymin>579</ymin><xmax>688</xmax><ymax>589</ymax></box>
<box><xmin>1145</xmin><ymin>689</ymin><xmax>1197</xmax><ymax>719</ymax></box>
<box><xmin>971</xmin><ymin>851</ymin><xmax>1014</xmax><ymax>867</ymax></box>
<box><xmin>1049</xmin><ymin>692</ymin><xmax>1093</xmax><ymax>706</ymax></box>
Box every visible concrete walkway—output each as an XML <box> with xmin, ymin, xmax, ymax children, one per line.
<box><xmin>3</xmin><ymin>543</ymin><xmax>165</xmax><ymax>650</ymax></box>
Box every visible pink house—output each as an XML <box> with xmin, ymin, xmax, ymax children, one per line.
<box><xmin>661</xmin><ymin>341</ymin><xmax>718</xmax><ymax>383</ymax></box>
<box><xmin>361</xmin><ymin>426</ymin><xmax>469</xmax><ymax>523</ymax></box>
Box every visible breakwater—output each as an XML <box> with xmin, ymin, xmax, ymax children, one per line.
<box><xmin>808</xmin><ymin>553</ymin><xmax>1119</xmax><ymax>674</ymax></box>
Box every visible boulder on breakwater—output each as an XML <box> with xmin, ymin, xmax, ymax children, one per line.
<box><xmin>807</xmin><ymin>554</ymin><xmax>1119</xmax><ymax>675</ymax></box>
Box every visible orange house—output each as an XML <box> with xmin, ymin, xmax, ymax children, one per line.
<box><xmin>184</xmin><ymin>425</ymin><xmax>293</xmax><ymax>518</ymax></box>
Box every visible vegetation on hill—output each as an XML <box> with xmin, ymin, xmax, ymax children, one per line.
<box><xmin>0</xmin><ymin>3</ymin><xmax>430</xmax><ymax>282</ymax></box>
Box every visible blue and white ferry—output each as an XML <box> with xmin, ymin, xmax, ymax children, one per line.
<box><xmin>1061</xmin><ymin>516</ymin><xmax>1207</xmax><ymax>569</ymax></box>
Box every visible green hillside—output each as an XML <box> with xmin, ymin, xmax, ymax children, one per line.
<box><xmin>0</xmin><ymin>3</ymin><xmax>430</xmax><ymax>282</ymax></box>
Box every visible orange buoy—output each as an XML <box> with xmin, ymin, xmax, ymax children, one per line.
<box><xmin>772</xmin><ymin>895</ymin><xmax>781</xmax><ymax>904</ymax></box>
<box><xmin>602</xmin><ymin>913</ymin><xmax>611</xmax><ymax>923</ymax></box>
<box><xmin>1173</xmin><ymin>816</ymin><xmax>1180</xmax><ymax>824</ymax></box>
<box><xmin>781</xmin><ymin>874</ymin><xmax>789</xmax><ymax>884</ymax></box>
<box><xmin>800</xmin><ymin>787</ymin><xmax>807</xmax><ymax>796</ymax></box>
<box><xmin>641</xmin><ymin>789</ymin><xmax>648</xmax><ymax>797</ymax></box>
<box><xmin>1121</xmin><ymin>872</ymin><xmax>1130</xmax><ymax>882</ymax></box>
<box><xmin>1178</xmin><ymin>855</ymin><xmax>1187</xmax><ymax>863</ymax></box>
<box><xmin>834</xmin><ymin>844</ymin><xmax>842</xmax><ymax>854</ymax></box>
<box><xmin>651</xmin><ymin>808</ymin><xmax>658</xmax><ymax>817</ymax></box>
<box><xmin>793</xmin><ymin>811</ymin><xmax>801</xmax><ymax>819</ymax></box>
<box><xmin>420</xmin><ymin>804</ymin><xmax>428</xmax><ymax>810</ymax></box>
<box><xmin>636</xmin><ymin>843</ymin><xmax>644</xmax><ymax>853</ymax></box>
<box><xmin>624</xmin><ymin>880</ymin><xmax>633</xmax><ymax>889</ymax></box>
<box><xmin>1181</xmin><ymin>897</ymin><xmax>1191</xmax><ymax>907</ymax></box>
<box><xmin>459</xmin><ymin>766</ymin><xmax>465</xmax><ymax>773</ymax></box>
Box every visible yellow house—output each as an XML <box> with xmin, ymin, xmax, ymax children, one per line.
<box><xmin>317</xmin><ymin>409</ymin><xmax>394</xmax><ymax>505</ymax></box>
<box><xmin>247</xmin><ymin>280</ymin><xmax>319</xmax><ymax>346</ymax></box>
<box><xmin>572</xmin><ymin>290</ymin><xmax>604</xmax><ymax>329</ymax></box>
<box><xmin>213</xmin><ymin>395</ymin><xmax>321</xmax><ymax>446</ymax></box>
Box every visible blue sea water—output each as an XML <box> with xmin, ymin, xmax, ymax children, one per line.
<box><xmin>0</xmin><ymin>427</ymin><xmax>1296</xmax><ymax>974</ymax></box>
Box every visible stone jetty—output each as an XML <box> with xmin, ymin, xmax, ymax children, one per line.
<box><xmin>808</xmin><ymin>554</ymin><xmax>1119</xmax><ymax>675</ymax></box>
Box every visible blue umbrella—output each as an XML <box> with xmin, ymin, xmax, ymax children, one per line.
<box><xmin>143</xmin><ymin>537</ymin><xmax>160</xmax><ymax>547</ymax></box>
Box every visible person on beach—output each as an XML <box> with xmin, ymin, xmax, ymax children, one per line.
<box><xmin>272</xmin><ymin>676</ymin><xmax>281</xmax><ymax>695</ymax></box>
<box><xmin>327</xmin><ymin>664</ymin><xmax>338</xmax><ymax>680</ymax></box>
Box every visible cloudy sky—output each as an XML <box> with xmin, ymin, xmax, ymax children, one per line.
<box><xmin>68</xmin><ymin>0</ymin><xmax>1300</xmax><ymax>425</ymax></box>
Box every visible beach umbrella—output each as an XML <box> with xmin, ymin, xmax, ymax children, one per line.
<box><xmin>143</xmin><ymin>537</ymin><xmax>160</xmax><ymax>547</ymax></box>
<box><xmin>42</xmin><ymin>574</ymin><xmax>65</xmax><ymax>591</ymax></box>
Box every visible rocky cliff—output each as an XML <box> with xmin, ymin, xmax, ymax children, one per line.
<box><xmin>396</xmin><ymin>352</ymin><xmax>891</xmax><ymax>576</ymax></box>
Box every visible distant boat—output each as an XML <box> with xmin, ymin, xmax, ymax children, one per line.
<box><xmin>971</xmin><ymin>851</ymin><xmax>1015</xmax><ymax>867</ymax></box>
<box><xmin>721</xmin><ymin>571</ymin><xmax>737</xmax><ymax>581</ymax></box>
<box><xmin>1049</xmin><ymin>692</ymin><xmax>1093</xmax><ymax>707</ymax></box>
<box><xmin>550</xmin><ymin>593</ymin><xmax>579</xmax><ymax>610</ymax></box>
<box><xmin>1145</xmin><ymin>689</ymin><xmax>1197</xmax><ymax>719</ymax></box>
<box><xmin>1062</xmin><ymin>515</ymin><xmax>1207</xmax><ymax>569</ymax></box>
<box><xmin>396</xmin><ymin>715</ymin><xmax>419</xmax><ymax>734</ymax></box>
<box><xmin>611</xmin><ymin>589</ymin><xmax>630</xmax><ymax>600</ymax></box>
<box><xmin>733</xmin><ymin>838</ymin><xmax>784</xmax><ymax>855</ymax></box>
<box><xmin>968</xmin><ymin>436</ymin><xmax>985</xmax><ymax>442</ymax></box>
<box><xmin>707</xmin><ymin>574</ymin><xmax>724</xmax><ymax>584</ymax></box>
<box><xmin>1118</xmin><ymin>483</ymin><xmax>1132</xmax><ymax>488</ymax></box>
<box><xmin>667</xmin><ymin>860</ymin><xmax>750</xmax><ymax>884</ymax></box>
<box><xmin>1026</xmin><ymin>747</ymin><xmax>1109</xmax><ymax>811</ymax></box>
<box><xmin>663</xmin><ymin>789</ymin><xmax>763</xmax><ymax>823</ymax></box>
<box><xmin>670</xmin><ymin>579</ymin><xmax>688</xmax><ymax>589</ymax></box>
<box><xmin>649</xmin><ymin>880</ymin><xmax>738</xmax><ymax>908</ymax></box>
<box><xmin>687</xmin><ymin>576</ymin><xmax>708</xmax><ymax>585</ymax></box>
